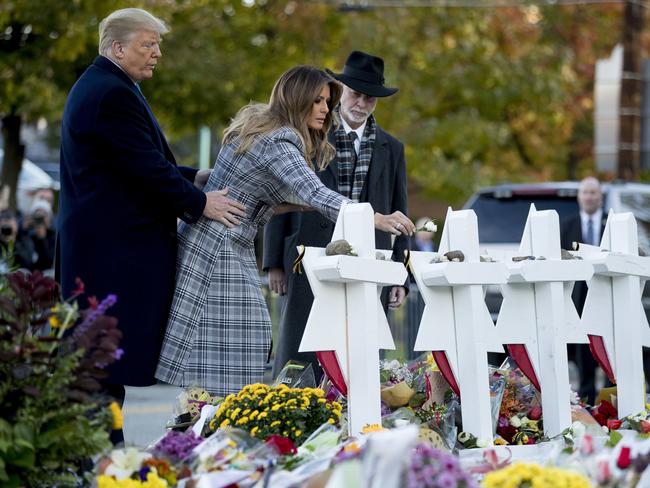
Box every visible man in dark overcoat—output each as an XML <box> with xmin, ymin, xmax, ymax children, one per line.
<box><xmin>561</xmin><ymin>176</ymin><xmax>606</xmax><ymax>404</ymax></box>
<box><xmin>58</xmin><ymin>8</ymin><xmax>245</xmax><ymax>442</ymax></box>
<box><xmin>263</xmin><ymin>51</ymin><xmax>410</xmax><ymax>379</ymax></box>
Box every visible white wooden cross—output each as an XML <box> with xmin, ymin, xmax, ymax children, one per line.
<box><xmin>410</xmin><ymin>208</ymin><xmax>508</xmax><ymax>444</ymax></box>
<box><xmin>576</xmin><ymin>211</ymin><xmax>650</xmax><ymax>418</ymax></box>
<box><xmin>496</xmin><ymin>204</ymin><xmax>593</xmax><ymax>437</ymax></box>
<box><xmin>298</xmin><ymin>203</ymin><xmax>408</xmax><ymax>435</ymax></box>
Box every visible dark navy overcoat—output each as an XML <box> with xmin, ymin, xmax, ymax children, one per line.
<box><xmin>58</xmin><ymin>55</ymin><xmax>206</xmax><ymax>386</ymax></box>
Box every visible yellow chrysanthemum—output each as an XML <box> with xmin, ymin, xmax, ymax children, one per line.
<box><xmin>251</xmin><ymin>426</ymin><xmax>259</xmax><ymax>437</ymax></box>
<box><xmin>220</xmin><ymin>418</ymin><xmax>230</xmax><ymax>428</ymax></box>
<box><xmin>109</xmin><ymin>401</ymin><xmax>123</xmax><ymax>430</ymax></box>
<box><xmin>97</xmin><ymin>470</ymin><xmax>168</xmax><ymax>487</ymax></box>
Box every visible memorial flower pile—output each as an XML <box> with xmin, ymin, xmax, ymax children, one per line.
<box><xmin>377</xmin><ymin>354</ymin><xmax>458</xmax><ymax>448</ymax></box>
<box><xmin>206</xmin><ymin>383</ymin><xmax>342</xmax><ymax>445</ymax></box>
<box><xmin>0</xmin><ymin>271</ymin><xmax>122</xmax><ymax>487</ymax></box>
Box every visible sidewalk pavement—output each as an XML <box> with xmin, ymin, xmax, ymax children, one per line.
<box><xmin>123</xmin><ymin>383</ymin><xmax>181</xmax><ymax>447</ymax></box>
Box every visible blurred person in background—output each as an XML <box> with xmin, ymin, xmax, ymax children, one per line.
<box><xmin>561</xmin><ymin>176</ymin><xmax>605</xmax><ymax>404</ymax></box>
<box><xmin>0</xmin><ymin>209</ymin><xmax>36</xmax><ymax>270</ymax></box>
<box><xmin>23</xmin><ymin>199</ymin><xmax>56</xmax><ymax>272</ymax></box>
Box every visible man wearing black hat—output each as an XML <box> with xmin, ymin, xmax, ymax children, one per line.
<box><xmin>263</xmin><ymin>51</ymin><xmax>410</xmax><ymax>379</ymax></box>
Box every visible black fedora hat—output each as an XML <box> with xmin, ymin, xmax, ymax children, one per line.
<box><xmin>327</xmin><ymin>51</ymin><xmax>398</xmax><ymax>98</ymax></box>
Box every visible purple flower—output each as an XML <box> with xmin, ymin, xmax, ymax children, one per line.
<box><xmin>151</xmin><ymin>430</ymin><xmax>203</xmax><ymax>462</ymax></box>
<box><xmin>139</xmin><ymin>466</ymin><xmax>151</xmax><ymax>481</ymax></box>
<box><xmin>407</xmin><ymin>443</ymin><xmax>478</xmax><ymax>488</ymax></box>
<box><xmin>72</xmin><ymin>294</ymin><xmax>118</xmax><ymax>340</ymax></box>
<box><xmin>436</xmin><ymin>472</ymin><xmax>457</xmax><ymax>488</ymax></box>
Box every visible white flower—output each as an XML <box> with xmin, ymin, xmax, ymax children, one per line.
<box><xmin>569</xmin><ymin>389</ymin><xmax>580</xmax><ymax>405</ymax></box>
<box><xmin>387</xmin><ymin>359</ymin><xmax>401</xmax><ymax>370</ymax></box>
<box><xmin>571</xmin><ymin>421</ymin><xmax>586</xmax><ymax>439</ymax></box>
<box><xmin>509</xmin><ymin>416</ymin><xmax>522</xmax><ymax>428</ymax></box>
<box><xmin>104</xmin><ymin>447</ymin><xmax>151</xmax><ymax>480</ymax></box>
<box><xmin>417</xmin><ymin>220</ymin><xmax>437</xmax><ymax>233</ymax></box>
<box><xmin>423</xmin><ymin>221</ymin><xmax>437</xmax><ymax>233</ymax></box>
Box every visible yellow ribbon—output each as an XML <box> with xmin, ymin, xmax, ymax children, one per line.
<box><xmin>292</xmin><ymin>245</ymin><xmax>306</xmax><ymax>275</ymax></box>
<box><xmin>403</xmin><ymin>248</ymin><xmax>412</xmax><ymax>274</ymax></box>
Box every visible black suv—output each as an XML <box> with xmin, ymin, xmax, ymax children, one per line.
<box><xmin>463</xmin><ymin>181</ymin><xmax>650</xmax><ymax>320</ymax></box>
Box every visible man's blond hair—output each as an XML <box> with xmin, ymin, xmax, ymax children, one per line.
<box><xmin>98</xmin><ymin>8</ymin><xmax>169</xmax><ymax>56</ymax></box>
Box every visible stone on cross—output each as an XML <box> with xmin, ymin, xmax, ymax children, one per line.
<box><xmin>496</xmin><ymin>204</ymin><xmax>593</xmax><ymax>437</ymax></box>
<box><xmin>410</xmin><ymin>208</ymin><xmax>508</xmax><ymax>444</ymax></box>
<box><xmin>299</xmin><ymin>203</ymin><xmax>407</xmax><ymax>435</ymax></box>
<box><xmin>576</xmin><ymin>211</ymin><xmax>650</xmax><ymax>418</ymax></box>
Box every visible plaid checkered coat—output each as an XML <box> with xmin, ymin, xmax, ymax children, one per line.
<box><xmin>155</xmin><ymin>127</ymin><xmax>347</xmax><ymax>395</ymax></box>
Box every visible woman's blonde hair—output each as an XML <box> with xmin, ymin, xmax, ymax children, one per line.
<box><xmin>223</xmin><ymin>66</ymin><xmax>342</xmax><ymax>170</ymax></box>
<box><xmin>99</xmin><ymin>8</ymin><xmax>169</xmax><ymax>56</ymax></box>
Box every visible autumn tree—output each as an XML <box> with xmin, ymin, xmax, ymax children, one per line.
<box><xmin>0</xmin><ymin>0</ymin><xmax>120</xmax><ymax>209</ymax></box>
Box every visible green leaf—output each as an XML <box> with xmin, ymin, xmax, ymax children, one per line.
<box><xmin>5</xmin><ymin>446</ymin><xmax>35</xmax><ymax>469</ymax></box>
<box><xmin>606</xmin><ymin>429</ymin><xmax>623</xmax><ymax>447</ymax></box>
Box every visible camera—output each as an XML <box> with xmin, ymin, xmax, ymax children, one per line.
<box><xmin>33</xmin><ymin>215</ymin><xmax>46</xmax><ymax>226</ymax></box>
<box><xmin>0</xmin><ymin>225</ymin><xmax>13</xmax><ymax>237</ymax></box>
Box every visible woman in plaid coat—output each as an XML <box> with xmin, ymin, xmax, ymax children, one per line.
<box><xmin>156</xmin><ymin>66</ymin><xmax>415</xmax><ymax>395</ymax></box>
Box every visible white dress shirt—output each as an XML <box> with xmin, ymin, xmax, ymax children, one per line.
<box><xmin>580</xmin><ymin>208</ymin><xmax>603</xmax><ymax>246</ymax></box>
<box><xmin>340</xmin><ymin>117</ymin><xmax>366</xmax><ymax>156</ymax></box>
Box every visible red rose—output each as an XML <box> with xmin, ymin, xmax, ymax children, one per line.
<box><xmin>607</xmin><ymin>419</ymin><xmax>623</xmax><ymax>430</ymax></box>
<box><xmin>528</xmin><ymin>406</ymin><xmax>542</xmax><ymax>421</ymax></box>
<box><xmin>265</xmin><ymin>435</ymin><xmax>297</xmax><ymax>455</ymax></box>
<box><xmin>593</xmin><ymin>412</ymin><xmax>607</xmax><ymax>426</ymax></box>
<box><xmin>598</xmin><ymin>400</ymin><xmax>618</xmax><ymax>419</ymax></box>
<box><xmin>617</xmin><ymin>446</ymin><xmax>631</xmax><ymax>469</ymax></box>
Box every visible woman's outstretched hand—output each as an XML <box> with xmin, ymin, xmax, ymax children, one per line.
<box><xmin>374</xmin><ymin>211</ymin><xmax>416</xmax><ymax>236</ymax></box>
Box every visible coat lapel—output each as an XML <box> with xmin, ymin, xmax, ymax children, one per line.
<box><xmin>324</xmin><ymin>130</ymin><xmax>340</xmax><ymax>184</ymax></box>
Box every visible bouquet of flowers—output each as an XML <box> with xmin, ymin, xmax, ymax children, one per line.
<box><xmin>481</xmin><ymin>461</ymin><xmax>592</xmax><ymax>488</ymax></box>
<box><xmin>380</xmin><ymin>358</ymin><xmax>416</xmax><ymax>407</ymax></box>
<box><xmin>491</xmin><ymin>361</ymin><xmax>544</xmax><ymax>445</ymax></box>
<box><xmin>0</xmin><ymin>271</ymin><xmax>122</xmax><ymax>487</ymax></box>
<box><xmin>206</xmin><ymin>384</ymin><xmax>342</xmax><ymax>445</ymax></box>
<box><xmin>97</xmin><ymin>447</ymin><xmax>179</xmax><ymax>487</ymax></box>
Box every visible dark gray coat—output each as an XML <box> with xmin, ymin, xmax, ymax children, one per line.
<box><xmin>262</xmin><ymin>126</ymin><xmax>409</xmax><ymax>377</ymax></box>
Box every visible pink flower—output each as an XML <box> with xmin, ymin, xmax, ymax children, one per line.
<box><xmin>617</xmin><ymin>446</ymin><xmax>631</xmax><ymax>469</ymax></box>
<box><xmin>527</xmin><ymin>406</ymin><xmax>542</xmax><ymax>420</ymax></box>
